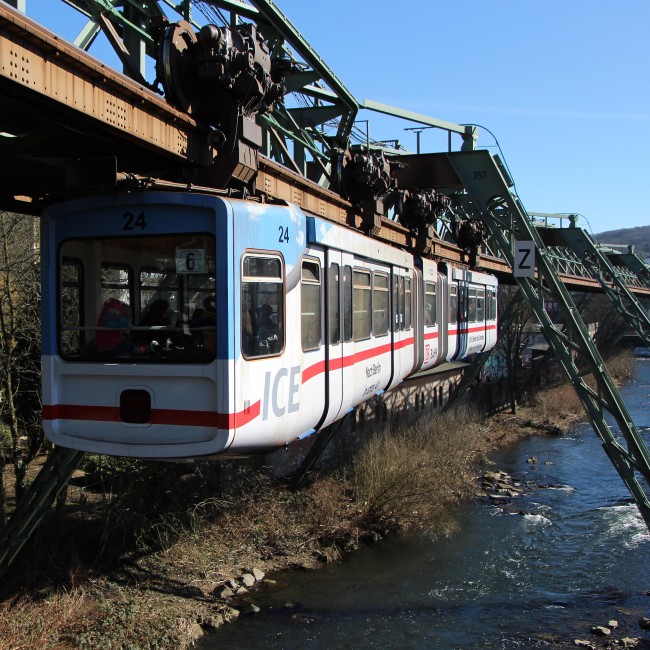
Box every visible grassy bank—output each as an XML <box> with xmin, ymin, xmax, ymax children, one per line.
<box><xmin>0</xmin><ymin>355</ymin><xmax>634</xmax><ymax>649</ymax></box>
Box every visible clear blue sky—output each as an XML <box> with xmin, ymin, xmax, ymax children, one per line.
<box><xmin>26</xmin><ymin>0</ymin><xmax>650</xmax><ymax>236</ymax></box>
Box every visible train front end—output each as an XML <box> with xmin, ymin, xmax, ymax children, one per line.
<box><xmin>41</xmin><ymin>192</ymin><xmax>234</xmax><ymax>459</ymax></box>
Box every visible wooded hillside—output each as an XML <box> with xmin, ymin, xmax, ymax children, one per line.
<box><xmin>595</xmin><ymin>225</ymin><xmax>650</xmax><ymax>260</ymax></box>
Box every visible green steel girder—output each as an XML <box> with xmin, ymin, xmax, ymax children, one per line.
<box><xmin>288</xmin><ymin>104</ymin><xmax>347</xmax><ymax>131</ymax></box>
<box><xmin>263</xmin><ymin>109</ymin><xmax>328</xmax><ymax>161</ymax></box>
<box><xmin>51</xmin><ymin>0</ymin><xmax>360</xmax><ymax>181</ymax></box>
<box><xmin>0</xmin><ymin>447</ymin><xmax>86</xmax><ymax>573</ymax></box>
<box><xmin>64</xmin><ymin>0</ymin><xmax>163</xmax><ymax>48</ymax></box>
<box><xmin>553</xmin><ymin>228</ymin><xmax>650</xmax><ymax>350</ymax></box>
<box><xmin>602</xmin><ymin>249</ymin><xmax>650</xmax><ymax>288</ymax></box>
<box><xmin>363</xmin><ymin>99</ymin><xmax>478</xmax><ymax>151</ymax></box>
<box><xmin>283</xmin><ymin>70</ymin><xmax>323</xmax><ymax>94</ymax></box>
<box><xmin>248</xmin><ymin>0</ymin><xmax>358</xmax><ymax>145</ymax></box>
<box><xmin>445</xmin><ymin>149</ymin><xmax>650</xmax><ymax>531</ymax></box>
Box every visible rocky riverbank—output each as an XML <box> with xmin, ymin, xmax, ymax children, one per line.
<box><xmin>0</xmin><ymin>361</ymin><xmax>634</xmax><ymax>649</ymax></box>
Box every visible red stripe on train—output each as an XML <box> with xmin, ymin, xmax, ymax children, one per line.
<box><xmin>302</xmin><ymin>337</ymin><xmax>416</xmax><ymax>384</ymax></box>
<box><xmin>42</xmin><ymin>401</ymin><xmax>261</xmax><ymax>429</ymax></box>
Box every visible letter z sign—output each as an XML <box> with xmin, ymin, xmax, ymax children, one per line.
<box><xmin>514</xmin><ymin>241</ymin><xmax>536</xmax><ymax>278</ymax></box>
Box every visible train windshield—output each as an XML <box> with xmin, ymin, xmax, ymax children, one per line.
<box><xmin>59</xmin><ymin>234</ymin><xmax>216</xmax><ymax>363</ymax></box>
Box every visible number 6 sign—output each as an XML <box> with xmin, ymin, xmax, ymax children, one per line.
<box><xmin>176</xmin><ymin>248</ymin><xmax>206</xmax><ymax>274</ymax></box>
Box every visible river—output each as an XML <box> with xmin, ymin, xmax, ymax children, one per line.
<box><xmin>199</xmin><ymin>356</ymin><xmax>650</xmax><ymax>649</ymax></box>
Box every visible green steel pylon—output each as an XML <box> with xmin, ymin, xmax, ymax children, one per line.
<box><xmin>446</xmin><ymin>149</ymin><xmax>650</xmax><ymax>530</ymax></box>
<box><xmin>0</xmin><ymin>446</ymin><xmax>85</xmax><ymax>573</ymax></box>
<box><xmin>548</xmin><ymin>227</ymin><xmax>650</xmax><ymax>350</ymax></box>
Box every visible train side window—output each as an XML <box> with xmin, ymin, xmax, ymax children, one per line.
<box><xmin>353</xmin><ymin>268</ymin><xmax>371</xmax><ymax>341</ymax></box>
<box><xmin>343</xmin><ymin>265</ymin><xmax>353</xmax><ymax>342</ymax></box>
<box><xmin>101</xmin><ymin>263</ymin><xmax>132</xmax><ymax>308</ymax></box>
<box><xmin>61</xmin><ymin>258</ymin><xmax>84</xmax><ymax>355</ymax></box>
<box><xmin>449</xmin><ymin>284</ymin><xmax>458</xmax><ymax>323</ymax></box>
<box><xmin>301</xmin><ymin>259</ymin><xmax>321</xmax><ymax>351</ymax></box>
<box><xmin>241</xmin><ymin>254</ymin><xmax>284</xmax><ymax>358</ymax></box>
<box><xmin>425</xmin><ymin>281</ymin><xmax>436</xmax><ymax>327</ymax></box>
<box><xmin>404</xmin><ymin>276</ymin><xmax>412</xmax><ymax>330</ymax></box>
<box><xmin>329</xmin><ymin>263</ymin><xmax>340</xmax><ymax>345</ymax></box>
<box><xmin>468</xmin><ymin>288</ymin><xmax>477</xmax><ymax>323</ymax></box>
<box><xmin>477</xmin><ymin>288</ymin><xmax>485</xmax><ymax>322</ymax></box>
<box><xmin>373</xmin><ymin>272</ymin><xmax>389</xmax><ymax>336</ymax></box>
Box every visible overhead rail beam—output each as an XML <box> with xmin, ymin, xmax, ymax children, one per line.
<box><xmin>0</xmin><ymin>2</ymin><xmax>212</xmax><ymax>206</ymax></box>
<box><xmin>362</xmin><ymin>99</ymin><xmax>478</xmax><ymax>151</ymax></box>
<box><xmin>0</xmin><ymin>3</ymin><xmax>648</xmax><ymax>300</ymax></box>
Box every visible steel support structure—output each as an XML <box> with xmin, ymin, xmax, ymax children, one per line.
<box><xmin>445</xmin><ymin>149</ymin><xmax>650</xmax><ymax>529</ymax></box>
<box><xmin>290</xmin><ymin>412</ymin><xmax>352</xmax><ymax>490</ymax></box>
<box><xmin>541</xmin><ymin>228</ymin><xmax>650</xmax><ymax>350</ymax></box>
<box><xmin>0</xmin><ymin>447</ymin><xmax>86</xmax><ymax>573</ymax></box>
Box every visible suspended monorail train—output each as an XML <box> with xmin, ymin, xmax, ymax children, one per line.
<box><xmin>41</xmin><ymin>192</ymin><xmax>497</xmax><ymax>459</ymax></box>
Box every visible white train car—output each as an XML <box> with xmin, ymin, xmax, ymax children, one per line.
<box><xmin>41</xmin><ymin>191</ymin><xmax>497</xmax><ymax>459</ymax></box>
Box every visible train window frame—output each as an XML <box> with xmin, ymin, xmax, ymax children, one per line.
<box><xmin>343</xmin><ymin>265</ymin><xmax>353</xmax><ymax>343</ymax></box>
<box><xmin>241</xmin><ymin>251</ymin><xmax>285</xmax><ymax>360</ymax></box>
<box><xmin>353</xmin><ymin>268</ymin><xmax>372</xmax><ymax>341</ymax></box>
<box><xmin>329</xmin><ymin>263</ymin><xmax>340</xmax><ymax>345</ymax></box>
<box><xmin>58</xmin><ymin>234</ymin><xmax>216</xmax><ymax>363</ymax></box>
<box><xmin>404</xmin><ymin>276</ymin><xmax>412</xmax><ymax>330</ymax></box>
<box><xmin>449</xmin><ymin>284</ymin><xmax>458</xmax><ymax>324</ymax></box>
<box><xmin>139</xmin><ymin>266</ymin><xmax>180</xmax><ymax>322</ymax></box>
<box><xmin>101</xmin><ymin>262</ymin><xmax>133</xmax><ymax>309</ymax></box>
<box><xmin>477</xmin><ymin>287</ymin><xmax>485</xmax><ymax>322</ymax></box>
<box><xmin>60</xmin><ymin>257</ymin><xmax>84</xmax><ymax>357</ymax></box>
<box><xmin>468</xmin><ymin>287</ymin><xmax>478</xmax><ymax>323</ymax></box>
<box><xmin>373</xmin><ymin>271</ymin><xmax>389</xmax><ymax>337</ymax></box>
<box><xmin>425</xmin><ymin>281</ymin><xmax>437</xmax><ymax>327</ymax></box>
<box><xmin>301</xmin><ymin>257</ymin><xmax>322</xmax><ymax>352</ymax></box>
<box><xmin>491</xmin><ymin>288</ymin><xmax>497</xmax><ymax>321</ymax></box>
<box><xmin>392</xmin><ymin>274</ymin><xmax>405</xmax><ymax>333</ymax></box>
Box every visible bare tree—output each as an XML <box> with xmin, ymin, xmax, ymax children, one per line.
<box><xmin>496</xmin><ymin>285</ymin><xmax>536</xmax><ymax>414</ymax></box>
<box><xmin>0</xmin><ymin>212</ymin><xmax>42</xmax><ymax>523</ymax></box>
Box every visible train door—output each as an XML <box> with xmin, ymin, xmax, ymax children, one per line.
<box><xmin>437</xmin><ymin>270</ymin><xmax>449</xmax><ymax>364</ymax></box>
<box><xmin>455</xmin><ymin>280</ymin><xmax>469</xmax><ymax>360</ymax></box>
<box><xmin>340</xmin><ymin>255</ymin><xmax>355</xmax><ymax>415</ymax></box>
<box><xmin>419</xmin><ymin>258</ymin><xmax>440</xmax><ymax>371</ymax></box>
<box><xmin>411</xmin><ymin>266</ymin><xmax>424</xmax><ymax>373</ymax></box>
<box><xmin>486</xmin><ymin>283</ymin><xmax>498</xmax><ymax>349</ymax></box>
<box><xmin>319</xmin><ymin>248</ymin><xmax>352</xmax><ymax>427</ymax></box>
<box><xmin>387</xmin><ymin>266</ymin><xmax>412</xmax><ymax>389</ymax></box>
<box><xmin>298</xmin><ymin>250</ymin><xmax>327</xmax><ymax>434</ymax></box>
<box><xmin>447</xmin><ymin>281</ymin><xmax>460</xmax><ymax>361</ymax></box>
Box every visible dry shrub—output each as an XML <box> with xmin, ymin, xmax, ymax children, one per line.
<box><xmin>603</xmin><ymin>347</ymin><xmax>635</xmax><ymax>381</ymax></box>
<box><xmin>527</xmin><ymin>383</ymin><xmax>582</xmax><ymax>422</ymax></box>
<box><xmin>351</xmin><ymin>408</ymin><xmax>486</xmax><ymax>537</ymax></box>
<box><xmin>0</xmin><ymin>589</ymin><xmax>86</xmax><ymax>649</ymax></box>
